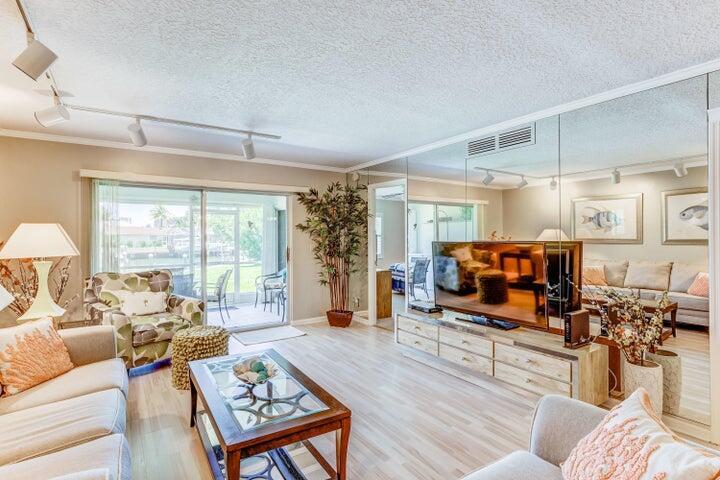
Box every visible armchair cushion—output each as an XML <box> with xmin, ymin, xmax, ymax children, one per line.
<box><xmin>131</xmin><ymin>313</ymin><xmax>190</xmax><ymax>347</ymax></box>
<box><xmin>59</xmin><ymin>326</ymin><xmax>116</xmax><ymax>366</ymax></box>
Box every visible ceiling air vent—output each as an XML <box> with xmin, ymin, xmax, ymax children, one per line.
<box><xmin>467</xmin><ymin>123</ymin><xmax>536</xmax><ymax>157</ymax></box>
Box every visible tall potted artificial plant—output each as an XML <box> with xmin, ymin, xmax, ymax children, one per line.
<box><xmin>584</xmin><ymin>286</ymin><xmax>665</xmax><ymax>412</ymax></box>
<box><xmin>296</xmin><ymin>182</ymin><xmax>368</xmax><ymax>327</ymax></box>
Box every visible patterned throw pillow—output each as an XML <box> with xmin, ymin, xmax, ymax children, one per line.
<box><xmin>562</xmin><ymin>388</ymin><xmax>720</xmax><ymax>480</ymax></box>
<box><xmin>583</xmin><ymin>265</ymin><xmax>608</xmax><ymax>286</ymax></box>
<box><xmin>687</xmin><ymin>272</ymin><xmax>709</xmax><ymax>298</ymax></box>
<box><xmin>113</xmin><ymin>290</ymin><xmax>168</xmax><ymax>316</ymax></box>
<box><xmin>0</xmin><ymin>318</ymin><xmax>74</xmax><ymax>396</ymax></box>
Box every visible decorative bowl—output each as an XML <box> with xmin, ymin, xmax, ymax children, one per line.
<box><xmin>232</xmin><ymin>357</ymin><xmax>278</xmax><ymax>385</ymax></box>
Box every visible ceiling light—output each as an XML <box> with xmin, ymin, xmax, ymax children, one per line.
<box><xmin>611</xmin><ymin>168</ymin><xmax>621</xmax><ymax>184</ymax></box>
<box><xmin>549</xmin><ymin>177</ymin><xmax>557</xmax><ymax>190</ymax></box>
<box><xmin>34</xmin><ymin>102</ymin><xmax>69</xmax><ymax>127</ymax></box>
<box><xmin>127</xmin><ymin>119</ymin><xmax>147</xmax><ymax>147</ymax></box>
<box><xmin>242</xmin><ymin>136</ymin><xmax>255</xmax><ymax>160</ymax></box>
<box><xmin>12</xmin><ymin>39</ymin><xmax>58</xmax><ymax>81</ymax></box>
<box><xmin>481</xmin><ymin>170</ymin><xmax>494</xmax><ymax>186</ymax></box>
<box><xmin>516</xmin><ymin>176</ymin><xmax>528</xmax><ymax>189</ymax></box>
<box><xmin>673</xmin><ymin>162</ymin><xmax>688</xmax><ymax>178</ymax></box>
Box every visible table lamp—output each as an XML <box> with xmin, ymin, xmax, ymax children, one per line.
<box><xmin>535</xmin><ymin>228</ymin><xmax>570</xmax><ymax>241</ymax></box>
<box><xmin>0</xmin><ymin>224</ymin><xmax>80</xmax><ymax>321</ymax></box>
<box><xmin>0</xmin><ymin>284</ymin><xmax>13</xmax><ymax>311</ymax></box>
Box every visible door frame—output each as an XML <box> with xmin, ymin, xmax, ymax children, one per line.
<box><xmin>708</xmin><ymin>107</ymin><xmax>720</xmax><ymax>444</ymax></box>
<box><xmin>367</xmin><ymin>178</ymin><xmax>408</xmax><ymax>326</ymax></box>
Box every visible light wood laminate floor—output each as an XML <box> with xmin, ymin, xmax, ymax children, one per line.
<box><xmin>127</xmin><ymin>323</ymin><xmax>539</xmax><ymax>479</ymax></box>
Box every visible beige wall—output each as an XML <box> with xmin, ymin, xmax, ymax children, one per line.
<box><xmin>375</xmin><ymin>199</ymin><xmax>405</xmax><ymax>269</ymax></box>
<box><xmin>502</xmin><ymin>166</ymin><xmax>709</xmax><ymax>264</ymax></box>
<box><xmin>0</xmin><ymin>136</ymin><xmax>346</xmax><ymax>326</ymax></box>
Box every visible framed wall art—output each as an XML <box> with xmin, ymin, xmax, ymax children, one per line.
<box><xmin>571</xmin><ymin>193</ymin><xmax>643</xmax><ymax>244</ymax></box>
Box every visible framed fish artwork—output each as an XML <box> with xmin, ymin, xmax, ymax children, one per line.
<box><xmin>571</xmin><ymin>193</ymin><xmax>643</xmax><ymax>244</ymax></box>
<box><xmin>661</xmin><ymin>187</ymin><xmax>708</xmax><ymax>245</ymax></box>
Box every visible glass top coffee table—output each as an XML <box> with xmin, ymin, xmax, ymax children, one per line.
<box><xmin>189</xmin><ymin>349</ymin><xmax>351</xmax><ymax>480</ymax></box>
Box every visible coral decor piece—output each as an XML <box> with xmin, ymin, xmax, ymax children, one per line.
<box><xmin>0</xmin><ymin>318</ymin><xmax>74</xmax><ymax>396</ymax></box>
<box><xmin>487</xmin><ymin>231</ymin><xmax>512</xmax><ymax>241</ymax></box>
<box><xmin>0</xmin><ymin>241</ymin><xmax>77</xmax><ymax>320</ymax></box>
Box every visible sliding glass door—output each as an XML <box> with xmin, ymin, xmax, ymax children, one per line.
<box><xmin>91</xmin><ymin>181</ymin><xmax>290</xmax><ymax>332</ymax></box>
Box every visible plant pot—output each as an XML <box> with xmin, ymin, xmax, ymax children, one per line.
<box><xmin>326</xmin><ymin>310</ymin><xmax>353</xmax><ymax>327</ymax></box>
<box><xmin>623</xmin><ymin>358</ymin><xmax>663</xmax><ymax>413</ymax></box>
<box><xmin>646</xmin><ymin>350</ymin><xmax>682</xmax><ymax>416</ymax></box>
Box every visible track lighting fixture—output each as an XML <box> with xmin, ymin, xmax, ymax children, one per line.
<box><xmin>611</xmin><ymin>168</ymin><xmax>621</xmax><ymax>184</ymax></box>
<box><xmin>34</xmin><ymin>95</ymin><xmax>69</xmax><ymax>127</ymax></box>
<box><xmin>127</xmin><ymin>119</ymin><xmax>147</xmax><ymax>147</ymax></box>
<box><xmin>673</xmin><ymin>162</ymin><xmax>688</xmax><ymax>178</ymax></box>
<box><xmin>12</xmin><ymin>37</ymin><xmax>58</xmax><ymax>81</ymax></box>
<box><xmin>481</xmin><ymin>170</ymin><xmax>495</xmax><ymax>186</ymax></box>
<box><xmin>549</xmin><ymin>177</ymin><xmax>557</xmax><ymax>191</ymax></box>
<box><xmin>242</xmin><ymin>135</ymin><xmax>255</xmax><ymax>160</ymax></box>
<box><xmin>516</xmin><ymin>176</ymin><xmax>528</xmax><ymax>189</ymax></box>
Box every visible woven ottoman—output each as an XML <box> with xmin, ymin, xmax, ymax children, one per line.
<box><xmin>171</xmin><ymin>325</ymin><xmax>229</xmax><ymax>390</ymax></box>
<box><xmin>475</xmin><ymin>269</ymin><xmax>509</xmax><ymax>304</ymax></box>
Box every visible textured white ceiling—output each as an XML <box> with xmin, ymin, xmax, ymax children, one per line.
<box><xmin>1</xmin><ymin>0</ymin><xmax>720</xmax><ymax>169</ymax></box>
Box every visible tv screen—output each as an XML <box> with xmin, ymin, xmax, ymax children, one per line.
<box><xmin>432</xmin><ymin>241</ymin><xmax>549</xmax><ymax>330</ymax></box>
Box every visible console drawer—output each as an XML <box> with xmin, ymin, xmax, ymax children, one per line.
<box><xmin>439</xmin><ymin>327</ymin><xmax>493</xmax><ymax>357</ymax></box>
<box><xmin>398</xmin><ymin>330</ymin><xmax>438</xmax><ymax>356</ymax></box>
<box><xmin>397</xmin><ymin>316</ymin><xmax>439</xmax><ymax>341</ymax></box>
<box><xmin>494</xmin><ymin>343</ymin><xmax>571</xmax><ymax>383</ymax></box>
<box><xmin>439</xmin><ymin>344</ymin><xmax>492</xmax><ymax>375</ymax></box>
<box><xmin>494</xmin><ymin>362</ymin><xmax>571</xmax><ymax>397</ymax></box>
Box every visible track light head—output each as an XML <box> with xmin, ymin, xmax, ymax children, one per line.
<box><xmin>611</xmin><ymin>168</ymin><xmax>621</xmax><ymax>184</ymax></box>
<box><xmin>242</xmin><ymin>136</ymin><xmax>255</xmax><ymax>160</ymax></box>
<box><xmin>673</xmin><ymin>162</ymin><xmax>688</xmax><ymax>178</ymax></box>
<box><xmin>127</xmin><ymin>119</ymin><xmax>147</xmax><ymax>147</ymax></box>
<box><xmin>481</xmin><ymin>170</ymin><xmax>494</xmax><ymax>186</ymax></box>
<box><xmin>34</xmin><ymin>104</ymin><xmax>69</xmax><ymax>127</ymax></box>
<box><xmin>516</xmin><ymin>176</ymin><xmax>528</xmax><ymax>189</ymax></box>
<box><xmin>13</xmin><ymin>39</ymin><xmax>58</xmax><ymax>81</ymax></box>
<box><xmin>549</xmin><ymin>177</ymin><xmax>558</xmax><ymax>191</ymax></box>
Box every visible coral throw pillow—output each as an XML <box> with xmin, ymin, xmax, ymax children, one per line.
<box><xmin>562</xmin><ymin>388</ymin><xmax>720</xmax><ymax>480</ymax></box>
<box><xmin>687</xmin><ymin>272</ymin><xmax>709</xmax><ymax>298</ymax></box>
<box><xmin>583</xmin><ymin>265</ymin><xmax>608</xmax><ymax>286</ymax></box>
<box><xmin>0</xmin><ymin>318</ymin><xmax>74</xmax><ymax>396</ymax></box>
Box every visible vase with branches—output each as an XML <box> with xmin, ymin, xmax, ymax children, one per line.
<box><xmin>296</xmin><ymin>182</ymin><xmax>369</xmax><ymax>327</ymax></box>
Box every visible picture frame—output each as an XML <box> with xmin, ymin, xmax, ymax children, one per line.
<box><xmin>661</xmin><ymin>187</ymin><xmax>708</xmax><ymax>245</ymax></box>
<box><xmin>571</xmin><ymin>193</ymin><xmax>643</xmax><ymax>244</ymax></box>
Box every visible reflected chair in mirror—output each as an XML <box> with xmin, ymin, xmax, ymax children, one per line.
<box><xmin>274</xmin><ymin>284</ymin><xmax>288</xmax><ymax>321</ymax></box>
<box><xmin>409</xmin><ymin>257</ymin><xmax>430</xmax><ymax>300</ymax></box>
<box><xmin>254</xmin><ymin>268</ymin><xmax>287</xmax><ymax>312</ymax></box>
<box><xmin>205</xmin><ymin>268</ymin><xmax>233</xmax><ymax>324</ymax></box>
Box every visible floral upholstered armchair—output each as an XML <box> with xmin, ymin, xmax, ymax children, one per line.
<box><xmin>84</xmin><ymin>269</ymin><xmax>204</xmax><ymax>369</ymax></box>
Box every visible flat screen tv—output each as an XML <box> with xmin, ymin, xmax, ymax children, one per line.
<box><xmin>432</xmin><ymin>241</ymin><xmax>549</xmax><ymax>330</ymax></box>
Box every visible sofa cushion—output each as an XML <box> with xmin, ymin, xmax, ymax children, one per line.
<box><xmin>669</xmin><ymin>263</ymin><xmax>706</xmax><ymax>293</ymax></box>
<box><xmin>131</xmin><ymin>312</ymin><xmax>191</xmax><ymax>347</ymax></box>
<box><xmin>462</xmin><ymin>451</ymin><xmax>562</xmax><ymax>480</ymax></box>
<box><xmin>0</xmin><ymin>358</ymin><xmax>127</xmax><ymax>415</ymax></box>
<box><xmin>0</xmin><ymin>433</ymin><xmax>130</xmax><ymax>480</ymax></box>
<box><xmin>0</xmin><ymin>388</ymin><xmax>125</xmax><ymax>465</ymax></box>
<box><xmin>585</xmin><ymin>259</ymin><xmax>629</xmax><ymax>288</ymax></box>
<box><xmin>582</xmin><ymin>285</ymin><xmax>635</xmax><ymax>300</ymax></box>
<box><xmin>659</xmin><ymin>291</ymin><xmax>709</xmax><ymax>312</ymax></box>
<box><xmin>582</xmin><ymin>265</ymin><xmax>607</xmax><ymax>286</ymax></box>
<box><xmin>624</xmin><ymin>261</ymin><xmax>672</xmax><ymax>291</ymax></box>
<box><xmin>0</xmin><ymin>318</ymin><xmax>75</xmax><ymax>396</ymax></box>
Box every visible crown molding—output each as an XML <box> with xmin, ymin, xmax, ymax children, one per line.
<box><xmin>0</xmin><ymin>128</ymin><xmax>348</xmax><ymax>174</ymax></box>
<box><xmin>349</xmin><ymin>57</ymin><xmax>720</xmax><ymax>171</ymax></box>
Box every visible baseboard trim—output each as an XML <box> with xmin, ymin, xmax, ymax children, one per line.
<box><xmin>352</xmin><ymin>310</ymin><xmax>371</xmax><ymax>325</ymax></box>
<box><xmin>291</xmin><ymin>316</ymin><xmax>327</xmax><ymax>326</ymax></box>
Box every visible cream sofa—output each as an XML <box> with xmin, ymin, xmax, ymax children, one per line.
<box><xmin>0</xmin><ymin>326</ymin><xmax>130</xmax><ymax>480</ymax></box>
<box><xmin>462</xmin><ymin>395</ymin><xmax>719</xmax><ymax>479</ymax></box>
<box><xmin>583</xmin><ymin>259</ymin><xmax>709</xmax><ymax>327</ymax></box>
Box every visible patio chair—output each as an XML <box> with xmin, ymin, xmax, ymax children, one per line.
<box><xmin>206</xmin><ymin>268</ymin><xmax>233</xmax><ymax>323</ymax></box>
<box><xmin>409</xmin><ymin>257</ymin><xmax>430</xmax><ymax>300</ymax></box>
<box><xmin>254</xmin><ymin>268</ymin><xmax>287</xmax><ymax>311</ymax></box>
<box><xmin>274</xmin><ymin>284</ymin><xmax>288</xmax><ymax>321</ymax></box>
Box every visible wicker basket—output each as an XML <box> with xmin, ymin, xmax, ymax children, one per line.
<box><xmin>171</xmin><ymin>325</ymin><xmax>229</xmax><ymax>390</ymax></box>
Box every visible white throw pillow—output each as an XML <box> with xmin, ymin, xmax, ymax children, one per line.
<box><xmin>113</xmin><ymin>290</ymin><xmax>167</xmax><ymax>316</ymax></box>
<box><xmin>562</xmin><ymin>388</ymin><xmax>720</xmax><ymax>480</ymax></box>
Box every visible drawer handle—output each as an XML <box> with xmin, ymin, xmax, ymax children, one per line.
<box><xmin>414</xmin><ymin>325</ymin><xmax>421</xmax><ymax>330</ymax></box>
<box><xmin>414</xmin><ymin>341</ymin><xmax>421</xmax><ymax>345</ymax></box>
<box><xmin>525</xmin><ymin>378</ymin><xmax>533</xmax><ymax>384</ymax></box>
<box><xmin>462</xmin><ymin>356</ymin><xmax>472</xmax><ymax>362</ymax></box>
<box><xmin>461</xmin><ymin>339</ymin><xmax>469</xmax><ymax>344</ymax></box>
<box><xmin>525</xmin><ymin>359</ymin><xmax>536</xmax><ymax>365</ymax></box>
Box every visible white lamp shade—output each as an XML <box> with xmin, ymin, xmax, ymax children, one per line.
<box><xmin>0</xmin><ymin>223</ymin><xmax>79</xmax><ymax>259</ymax></box>
<box><xmin>0</xmin><ymin>284</ymin><xmax>13</xmax><ymax>311</ymax></box>
<box><xmin>536</xmin><ymin>228</ymin><xmax>570</xmax><ymax>242</ymax></box>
